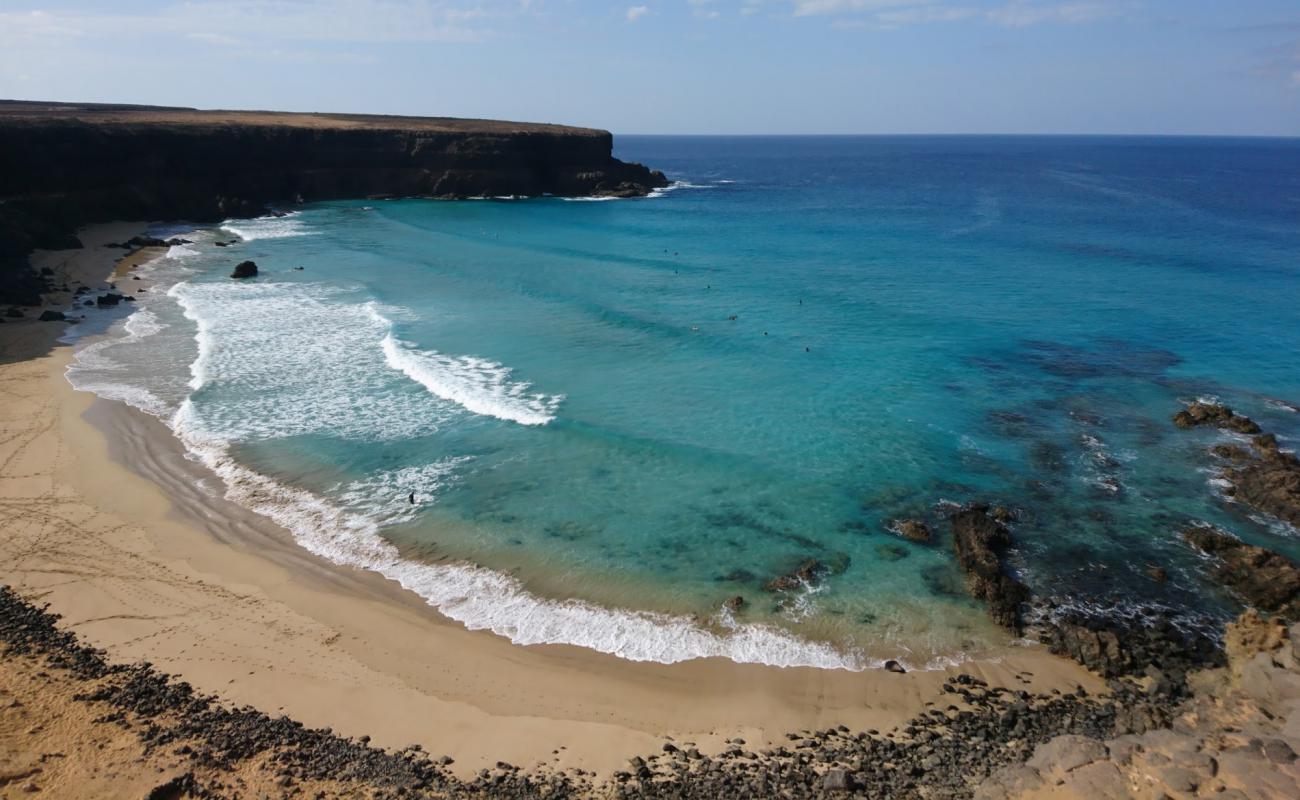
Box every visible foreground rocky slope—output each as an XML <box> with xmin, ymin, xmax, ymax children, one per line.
<box><xmin>8</xmin><ymin>580</ymin><xmax>1296</xmax><ymax>799</ymax></box>
<box><xmin>979</xmin><ymin>611</ymin><xmax>1300</xmax><ymax>799</ymax></box>
<box><xmin>0</xmin><ymin>101</ymin><xmax>668</xmax><ymax>304</ymax></box>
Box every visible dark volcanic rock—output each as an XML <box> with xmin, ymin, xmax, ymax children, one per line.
<box><xmin>1172</xmin><ymin>401</ymin><xmax>1260</xmax><ymax>434</ymax></box>
<box><xmin>38</xmin><ymin>309</ymin><xmax>65</xmax><ymax>321</ymax></box>
<box><xmin>892</xmin><ymin>519</ymin><xmax>932</xmax><ymax>544</ymax></box>
<box><xmin>230</xmin><ymin>260</ymin><xmax>258</xmax><ymax>279</ymax></box>
<box><xmin>95</xmin><ymin>293</ymin><xmax>124</xmax><ymax>307</ymax></box>
<box><xmin>1182</xmin><ymin>406</ymin><xmax>1300</xmax><ymax>527</ymax></box>
<box><xmin>1032</xmin><ymin>600</ymin><xmax>1222</xmax><ymax>679</ymax></box>
<box><xmin>1220</xmin><ymin>434</ymin><xmax>1300</xmax><ymax>528</ymax></box>
<box><xmin>950</xmin><ymin>505</ymin><xmax>1030</xmax><ymax>633</ymax></box>
<box><xmin>1182</xmin><ymin>527</ymin><xmax>1300</xmax><ymax>620</ymax></box>
<box><xmin>763</xmin><ymin>560</ymin><xmax>826</xmax><ymax>592</ymax></box>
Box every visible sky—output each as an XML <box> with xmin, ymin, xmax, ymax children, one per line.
<box><xmin>1</xmin><ymin>1</ymin><xmax>1297</xmax><ymax>135</ymax></box>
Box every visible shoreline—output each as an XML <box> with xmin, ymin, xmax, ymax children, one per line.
<box><xmin>0</xmin><ymin>223</ymin><xmax>1106</xmax><ymax>778</ymax></box>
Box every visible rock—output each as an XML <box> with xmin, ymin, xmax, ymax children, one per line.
<box><xmin>950</xmin><ymin>505</ymin><xmax>1030</xmax><ymax>633</ymax></box>
<box><xmin>1262</xmin><ymin>738</ymin><xmax>1297</xmax><ymax>764</ymax></box>
<box><xmin>884</xmin><ymin>660</ymin><xmax>907</xmax><ymax>674</ymax></box>
<box><xmin>1218</xmin><ymin>433</ymin><xmax>1300</xmax><ymax>528</ymax></box>
<box><xmin>821</xmin><ymin>768</ymin><xmax>851</xmax><ymax>791</ymax></box>
<box><xmin>1146</xmin><ymin>565</ymin><xmax>1168</xmax><ymax>582</ymax></box>
<box><xmin>874</xmin><ymin>543</ymin><xmax>909</xmax><ymax>562</ymax></box>
<box><xmin>37</xmin><ymin>310</ymin><xmax>64</xmax><ymax>321</ymax></box>
<box><xmin>1172</xmin><ymin>402</ymin><xmax>1260</xmax><ymax>434</ymax></box>
<box><xmin>1182</xmin><ymin>527</ymin><xmax>1300</xmax><ymax>620</ymax></box>
<box><xmin>95</xmin><ymin>293</ymin><xmax>123</xmax><ymax>307</ymax></box>
<box><xmin>892</xmin><ymin>519</ymin><xmax>932</xmax><ymax>544</ymax></box>
<box><xmin>5</xmin><ymin>307</ymin><xmax>24</xmax><ymax>318</ymax></box>
<box><xmin>763</xmin><ymin>560</ymin><xmax>826</xmax><ymax>592</ymax></box>
<box><xmin>723</xmin><ymin>596</ymin><xmax>745</xmax><ymax>612</ymax></box>
<box><xmin>1026</xmin><ymin>734</ymin><xmax>1108</xmax><ymax>774</ymax></box>
<box><xmin>230</xmin><ymin>260</ymin><xmax>258</xmax><ymax>279</ymax></box>
<box><xmin>1225</xmin><ymin>609</ymin><xmax>1289</xmax><ymax>674</ymax></box>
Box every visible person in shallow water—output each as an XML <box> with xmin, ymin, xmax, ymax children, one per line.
<box><xmin>408</xmin><ymin>491</ymin><xmax>415</xmax><ymax>505</ymax></box>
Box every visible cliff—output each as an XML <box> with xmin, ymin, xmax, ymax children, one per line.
<box><xmin>0</xmin><ymin>101</ymin><xmax>668</xmax><ymax>304</ymax></box>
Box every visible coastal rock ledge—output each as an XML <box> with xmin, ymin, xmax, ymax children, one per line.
<box><xmin>0</xmin><ymin>101</ymin><xmax>669</xmax><ymax>304</ymax></box>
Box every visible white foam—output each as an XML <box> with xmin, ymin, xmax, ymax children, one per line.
<box><xmin>166</xmin><ymin>282</ymin><xmax>451</xmax><ymax>442</ymax></box>
<box><xmin>647</xmin><ymin>181</ymin><xmax>706</xmax><ymax>198</ymax></box>
<box><xmin>66</xmin><ymin>308</ymin><xmax>166</xmax><ymax>374</ymax></box>
<box><xmin>164</xmin><ymin>399</ymin><xmax>865</xmax><ymax>670</ymax></box>
<box><xmin>220</xmin><ymin>213</ymin><xmax>316</xmax><ymax>241</ymax></box>
<box><xmin>374</xmin><ymin>310</ymin><xmax>563</xmax><ymax>427</ymax></box>
<box><xmin>334</xmin><ymin>457</ymin><xmax>472</xmax><ymax>527</ymax></box>
<box><xmin>168</xmin><ymin>282</ymin><xmax>212</xmax><ymax>390</ymax></box>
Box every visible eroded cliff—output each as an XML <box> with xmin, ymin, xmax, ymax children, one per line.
<box><xmin>0</xmin><ymin>101</ymin><xmax>667</xmax><ymax>304</ymax></box>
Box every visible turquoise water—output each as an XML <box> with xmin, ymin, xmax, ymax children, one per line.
<box><xmin>68</xmin><ymin>136</ymin><xmax>1300</xmax><ymax>670</ymax></box>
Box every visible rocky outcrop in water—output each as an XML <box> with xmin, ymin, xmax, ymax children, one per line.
<box><xmin>1172</xmin><ymin>401</ymin><xmax>1261</xmax><ymax>434</ymax></box>
<box><xmin>230</xmin><ymin>260</ymin><xmax>258</xmax><ymax>279</ymax></box>
<box><xmin>1030</xmin><ymin>599</ymin><xmax>1224</xmax><ymax>680</ymax></box>
<box><xmin>1219</xmin><ymin>434</ymin><xmax>1300</xmax><ymax>528</ymax></box>
<box><xmin>892</xmin><ymin>519</ymin><xmax>932</xmax><ymax>543</ymax></box>
<box><xmin>0</xmin><ymin>101</ymin><xmax>668</xmax><ymax>305</ymax></box>
<box><xmin>763</xmin><ymin>560</ymin><xmax>826</xmax><ymax>592</ymax></box>
<box><xmin>1179</xmin><ymin>403</ymin><xmax>1300</xmax><ymax>528</ymax></box>
<box><xmin>1182</xmin><ymin>527</ymin><xmax>1300</xmax><ymax>620</ymax></box>
<box><xmin>950</xmin><ymin>505</ymin><xmax>1030</xmax><ymax>634</ymax></box>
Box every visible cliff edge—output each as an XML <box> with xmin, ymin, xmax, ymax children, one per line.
<box><xmin>0</xmin><ymin>101</ymin><xmax>668</xmax><ymax>304</ymax></box>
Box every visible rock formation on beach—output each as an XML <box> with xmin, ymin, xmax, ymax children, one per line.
<box><xmin>950</xmin><ymin>505</ymin><xmax>1030</xmax><ymax>634</ymax></box>
<box><xmin>0</xmin><ymin>100</ymin><xmax>668</xmax><ymax>305</ymax></box>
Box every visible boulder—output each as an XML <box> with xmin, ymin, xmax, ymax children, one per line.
<box><xmin>96</xmin><ymin>293</ymin><xmax>123</xmax><ymax>307</ymax></box>
<box><xmin>821</xmin><ymin>768</ymin><xmax>852</xmax><ymax>791</ymax></box>
<box><xmin>38</xmin><ymin>310</ymin><xmax>65</xmax><ymax>321</ymax></box>
<box><xmin>230</xmin><ymin>260</ymin><xmax>258</xmax><ymax>279</ymax></box>
<box><xmin>723</xmin><ymin>596</ymin><xmax>745</xmax><ymax>612</ymax></box>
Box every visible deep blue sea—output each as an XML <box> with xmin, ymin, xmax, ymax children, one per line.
<box><xmin>67</xmin><ymin>136</ymin><xmax>1300</xmax><ymax>670</ymax></box>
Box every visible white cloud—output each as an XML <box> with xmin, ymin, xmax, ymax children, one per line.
<box><xmin>793</xmin><ymin>0</ymin><xmax>918</xmax><ymax>17</ymax></box>
<box><xmin>627</xmin><ymin>5</ymin><xmax>650</xmax><ymax>22</ymax></box>
<box><xmin>987</xmin><ymin>1</ymin><xmax>1118</xmax><ymax>28</ymax></box>
<box><xmin>0</xmin><ymin>1</ymin><xmax>531</xmax><ymax>48</ymax></box>
<box><xmin>790</xmin><ymin>0</ymin><xmax>1125</xmax><ymax>28</ymax></box>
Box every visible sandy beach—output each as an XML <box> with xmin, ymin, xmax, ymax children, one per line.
<box><xmin>0</xmin><ymin>225</ymin><xmax>1105</xmax><ymax>781</ymax></box>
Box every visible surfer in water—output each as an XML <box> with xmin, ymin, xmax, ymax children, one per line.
<box><xmin>408</xmin><ymin>491</ymin><xmax>416</xmax><ymax>505</ymax></box>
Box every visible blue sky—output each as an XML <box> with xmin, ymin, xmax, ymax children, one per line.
<box><xmin>1</xmin><ymin>1</ymin><xmax>1297</xmax><ymax>134</ymax></box>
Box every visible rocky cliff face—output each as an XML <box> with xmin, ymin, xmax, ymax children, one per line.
<box><xmin>0</xmin><ymin>101</ymin><xmax>668</xmax><ymax>304</ymax></box>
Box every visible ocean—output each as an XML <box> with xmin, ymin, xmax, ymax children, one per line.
<box><xmin>65</xmin><ymin>135</ymin><xmax>1300</xmax><ymax>671</ymax></box>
